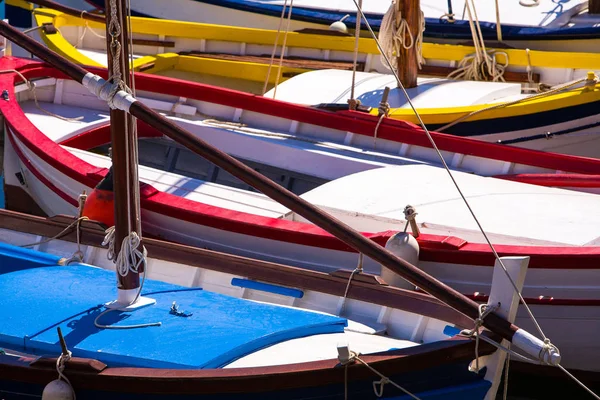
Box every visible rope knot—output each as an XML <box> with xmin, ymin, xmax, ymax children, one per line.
<box><xmin>403</xmin><ymin>205</ymin><xmax>418</xmax><ymax>222</ymax></box>
<box><xmin>373</xmin><ymin>377</ymin><xmax>391</xmax><ymax>397</ymax></box>
<box><xmin>347</xmin><ymin>98</ymin><xmax>361</xmax><ymax>111</ymax></box>
<box><xmin>539</xmin><ymin>338</ymin><xmax>559</xmax><ymax>365</ymax></box>
<box><xmin>377</xmin><ymin>101</ymin><xmax>390</xmax><ymax>117</ymax></box>
<box><xmin>460</xmin><ymin>302</ymin><xmax>499</xmax><ymax>373</ymax></box>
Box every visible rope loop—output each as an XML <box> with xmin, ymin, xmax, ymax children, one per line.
<box><xmin>460</xmin><ymin>302</ymin><xmax>499</xmax><ymax>373</ymax></box>
<box><xmin>540</xmin><ymin>338</ymin><xmax>559</xmax><ymax>365</ymax></box>
<box><xmin>439</xmin><ymin>12</ymin><xmax>455</xmax><ymax>23</ymax></box>
<box><xmin>403</xmin><ymin>204</ymin><xmax>418</xmax><ymax>232</ymax></box>
<box><xmin>373</xmin><ymin>377</ymin><xmax>391</xmax><ymax>397</ymax></box>
<box><xmin>55</xmin><ymin>350</ymin><xmax>76</xmax><ymax>398</ymax></box>
<box><xmin>102</xmin><ymin>227</ymin><xmax>147</xmax><ymax>277</ymax></box>
<box><xmin>519</xmin><ymin>0</ymin><xmax>540</xmax><ymax>6</ymax></box>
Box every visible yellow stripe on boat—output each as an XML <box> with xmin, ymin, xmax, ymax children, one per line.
<box><xmin>33</xmin><ymin>7</ymin><xmax>600</xmax><ymax>129</ymax></box>
<box><xmin>35</xmin><ymin>8</ymin><xmax>600</xmax><ymax>71</ymax></box>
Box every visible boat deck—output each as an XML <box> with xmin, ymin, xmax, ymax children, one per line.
<box><xmin>0</xmin><ymin>243</ymin><xmax>424</xmax><ymax>369</ymax></box>
<box><xmin>0</xmin><ymin>262</ymin><xmax>348</xmax><ymax>368</ymax></box>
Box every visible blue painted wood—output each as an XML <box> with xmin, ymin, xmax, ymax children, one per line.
<box><xmin>0</xmin><ymin>264</ymin><xmax>347</xmax><ymax>368</ymax></box>
<box><xmin>443</xmin><ymin>325</ymin><xmax>461</xmax><ymax>337</ymax></box>
<box><xmin>86</xmin><ymin>0</ymin><xmax>600</xmax><ymax>42</ymax></box>
<box><xmin>231</xmin><ymin>278</ymin><xmax>304</xmax><ymax>298</ymax></box>
<box><xmin>0</xmin><ymin>241</ymin><xmax>65</xmax><ymax>273</ymax></box>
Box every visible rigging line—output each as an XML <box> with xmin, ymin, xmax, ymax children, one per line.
<box><xmin>349</xmin><ymin>0</ymin><xmax>362</xmax><ymax>107</ymax></box>
<box><xmin>271</xmin><ymin>0</ymin><xmax>294</xmax><ymax>100</ymax></box>
<box><xmin>348</xmin><ymin>0</ymin><xmax>547</xmax><ymax>340</ymax></box>
<box><xmin>126</xmin><ymin>0</ymin><xmax>141</xmax><ymax>232</ymax></box>
<box><xmin>262</xmin><ymin>0</ymin><xmax>289</xmax><ymax>96</ymax></box>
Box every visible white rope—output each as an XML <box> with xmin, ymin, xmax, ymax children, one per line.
<box><xmin>102</xmin><ymin>226</ymin><xmax>145</xmax><ymax>277</ymax></box>
<box><xmin>20</xmin><ymin>217</ymin><xmax>88</xmax><ymax>250</ymax></box>
<box><xmin>437</xmin><ymin>73</ymin><xmax>598</xmax><ymax>132</ymax></box>
<box><xmin>476</xmin><ymin>335</ymin><xmax>600</xmax><ymax>400</ymax></box>
<box><xmin>261</xmin><ymin>0</ymin><xmax>290</xmax><ymax>96</ymax></box>
<box><xmin>348</xmin><ymin>0</ymin><xmax>362</xmax><ymax>110</ymax></box>
<box><xmin>20</xmin><ymin>193</ymin><xmax>89</xmax><ymax>264</ymax></box>
<box><xmin>338</xmin><ymin>253</ymin><xmax>364</xmax><ymax>316</ymax></box>
<box><xmin>55</xmin><ymin>350</ymin><xmax>76</xmax><ymax>399</ymax></box>
<box><xmin>340</xmin><ymin>350</ymin><xmax>422</xmax><ymax>400</ymax></box>
<box><xmin>494</xmin><ymin>0</ymin><xmax>502</xmax><ymax>42</ymax></box>
<box><xmin>502</xmin><ymin>347</ymin><xmax>510</xmax><ymax>400</ymax></box>
<box><xmin>76</xmin><ymin>20</ymin><xmax>106</xmax><ymax>49</ymax></box>
<box><xmin>372</xmin><ymin>94</ymin><xmax>390</xmax><ymax>148</ymax></box>
<box><xmin>520</xmin><ymin>0</ymin><xmax>540</xmax><ymax>6</ymax></box>
<box><xmin>447</xmin><ymin>0</ymin><xmax>506</xmax><ymax>82</ymax></box>
<box><xmin>270</xmin><ymin>0</ymin><xmax>294</xmax><ymax>100</ymax></box>
<box><xmin>0</xmin><ymin>69</ymin><xmax>83</xmax><ymax>122</ymax></box>
<box><xmin>96</xmin><ymin>227</ymin><xmax>161</xmax><ymax>330</ymax></box>
<box><xmin>460</xmin><ymin>303</ymin><xmax>499</xmax><ymax>373</ymax></box>
<box><xmin>103</xmin><ymin>0</ymin><xmax>133</xmax><ymax>109</ymax></box>
<box><xmin>378</xmin><ymin>1</ymin><xmax>425</xmax><ymax>73</ymax></box>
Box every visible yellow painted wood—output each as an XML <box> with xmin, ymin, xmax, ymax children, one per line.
<box><xmin>33</xmin><ymin>8</ymin><xmax>600</xmax><ymax>125</ymax></box>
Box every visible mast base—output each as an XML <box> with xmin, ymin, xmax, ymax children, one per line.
<box><xmin>105</xmin><ymin>288</ymin><xmax>156</xmax><ymax>311</ymax></box>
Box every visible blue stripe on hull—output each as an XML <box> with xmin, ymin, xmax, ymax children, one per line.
<box><xmin>427</xmin><ymin>98</ymin><xmax>600</xmax><ymax>138</ymax></box>
<box><xmin>5</xmin><ymin>4</ymin><xmax>32</xmax><ymax>29</ymax></box>
<box><xmin>85</xmin><ymin>0</ymin><xmax>600</xmax><ymax>41</ymax></box>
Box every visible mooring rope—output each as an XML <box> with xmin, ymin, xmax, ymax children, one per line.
<box><xmin>348</xmin><ymin>1</ymin><xmax>600</xmax><ymax>396</ymax></box>
<box><xmin>340</xmin><ymin>348</ymin><xmax>422</xmax><ymax>400</ymax></box>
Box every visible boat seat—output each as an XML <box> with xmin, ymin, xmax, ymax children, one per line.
<box><xmin>0</xmin><ymin>264</ymin><xmax>347</xmax><ymax>369</ymax></box>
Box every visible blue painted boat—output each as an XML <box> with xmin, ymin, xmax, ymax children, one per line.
<box><xmin>82</xmin><ymin>0</ymin><xmax>600</xmax><ymax>51</ymax></box>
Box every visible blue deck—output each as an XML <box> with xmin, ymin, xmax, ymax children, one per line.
<box><xmin>0</xmin><ymin>258</ymin><xmax>347</xmax><ymax>369</ymax></box>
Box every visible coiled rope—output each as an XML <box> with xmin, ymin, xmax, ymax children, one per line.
<box><xmin>447</xmin><ymin>0</ymin><xmax>507</xmax><ymax>82</ymax></box>
<box><xmin>378</xmin><ymin>1</ymin><xmax>425</xmax><ymax>74</ymax></box>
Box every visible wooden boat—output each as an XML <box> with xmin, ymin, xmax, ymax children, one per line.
<box><xmin>3</xmin><ymin>54</ymin><xmax>600</xmax><ymax>374</ymax></box>
<box><xmin>0</xmin><ymin>208</ymin><xmax>541</xmax><ymax>399</ymax></box>
<box><xmin>81</xmin><ymin>0</ymin><xmax>600</xmax><ymax>51</ymax></box>
<box><xmin>0</xmin><ymin>16</ymin><xmax>566</xmax><ymax>399</ymax></box>
<box><xmin>30</xmin><ymin>5</ymin><xmax>600</xmax><ymax>157</ymax></box>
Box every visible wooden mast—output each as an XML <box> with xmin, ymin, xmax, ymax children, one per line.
<box><xmin>590</xmin><ymin>0</ymin><xmax>600</xmax><ymax>14</ymax></box>
<box><xmin>396</xmin><ymin>0</ymin><xmax>419</xmax><ymax>88</ymax></box>
<box><xmin>104</xmin><ymin>0</ymin><xmax>141</xmax><ymax>293</ymax></box>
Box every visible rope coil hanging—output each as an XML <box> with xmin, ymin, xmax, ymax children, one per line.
<box><xmin>378</xmin><ymin>1</ymin><xmax>425</xmax><ymax>74</ymax></box>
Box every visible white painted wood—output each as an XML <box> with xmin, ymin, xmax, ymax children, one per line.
<box><xmin>266</xmin><ymin>70</ymin><xmax>525</xmax><ymax>109</ymax></box>
<box><xmin>300</xmin><ymin>165</ymin><xmax>600</xmax><ymax>246</ymax></box>
<box><xmin>224</xmin><ymin>331</ymin><xmax>418</xmax><ymax>368</ymax></box>
<box><xmin>482</xmin><ymin>256</ymin><xmax>530</xmax><ymax>400</ymax></box>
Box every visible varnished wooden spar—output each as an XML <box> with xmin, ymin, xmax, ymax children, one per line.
<box><xmin>27</xmin><ymin>0</ymin><xmax>105</xmax><ymax>23</ymax></box>
<box><xmin>0</xmin><ymin>21</ymin><xmax>518</xmax><ymax>342</ymax></box>
<box><xmin>591</xmin><ymin>0</ymin><xmax>600</xmax><ymax>14</ymax></box>
<box><xmin>103</xmin><ymin>0</ymin><xmax>141</xmax><ymax>289</ymax></box>
<box><xmin>397</xmin><ymin>0</ymin><xmax>419</xmax><ymax>88</ymax></box>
